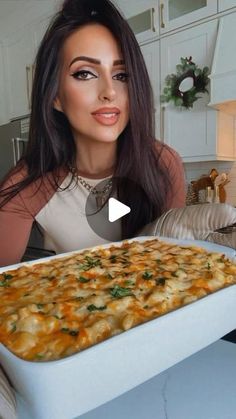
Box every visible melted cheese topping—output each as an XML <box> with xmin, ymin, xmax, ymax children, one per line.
<box><xmin>0</xmin><ymin>239</ymin><xmax>236</xmax><ymax>362</ymax></box>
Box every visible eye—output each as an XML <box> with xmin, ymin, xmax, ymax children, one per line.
<box><xmin>71</xmin><ymin>70</ymin><xmax>97</xmax><ymax>80</ymax></box>
<box><xmin>113</xmin><ymin>72</ymin><xmax>129</xmax><ymax>82</ymax></box>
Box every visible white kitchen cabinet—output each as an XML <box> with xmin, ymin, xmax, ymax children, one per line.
<box><xmin>115</xmin><ymin>0</ymin><xmax>218</xmax><ymax>37</ymax></box>
<box><xmin>3</xmin><ymin>14</ymin><xmax>51</xmax><ymax>121</ymax></box>
<box><xmin>140</xmin><ymin>41</ymin><xmax>161</xmax><ymax>139</ymax></box>
<box><xmin>0</xmin><ymin>42</ymin><xmax>8</xmax><ymax>126</ymax></box>
<box><xmin>160</xmin><ymin>19</ymin><xmax>236</xmax><ymax>162</ymax></box>
<box><xmin>160</xmin><ymin>0</ymin><xmax>217</xmax><ymax>34</ymax></box>
<box><xmin>216</xmin><ymin>111</ymin><xmax>236</xmax><ymax>159</ymax></box>
<box><xmin>114</xmin><ymin>0</ymin><xmax>157</xmax><ymax>21</ymax></box>
<box><xmin>0</xmin><ymin>0</ymin><xmax>60</xmax><ymax>122</ymax></box>
<box><xmin>218</xmin><ymin>0</ymin><xmax>236</xmax><ymax>12</ymax></box>
<box><xmin>114</xmin><ymin>0</ymin><xmax>159</xmax><ymax>42</ymax></box>
<box><xmin>4</xmin><ymin>28</ymin><xmax>35</xmax><ymax>120</ymax></box>
<box><xmin>33</xmin><ymin>15</ymin><xmax>52</xmax><ymax>56</ymax></box>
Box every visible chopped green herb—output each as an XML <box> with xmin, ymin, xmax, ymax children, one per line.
<box><xmin>106</xmin><ymin>273</ymin><xmax>114</xmax><ymax>280</ymax></box>
<box><xmin>156</xmin><ymin>259</ymin><xmax>162</xmax><ymax>264</ymax></box>
<box><xmin>61</xmin><ymin>327</ymin><xmax>70</xmax><ymax>333</ymax></box>
<box><xmin>37</xmin><ymin>304</ymin><xmax>44</xmax><ymax>309</ymax></box>
<box><xmin>155</xmin><ymin>277</ymin><xmax>166</xmax><ymax>286</ymax></box>
<box><xmin>110</xmin><ymin>285</ymin><xmax>133</xmax><ymax>299</ymax></box>
<box><xmin>69</xmin><ymin>330</ymin><xmax>79</xmax><ymax>337</ymax></box>
<box><xmin>35</xmin><ymin>354</ymin><xmax>44</xmax><ymax>359</ymax></box>
<box><xmin>0</xmin><ymin>281</ymin><xmax>10</xmax><ymax>288</ymax></box>
<box><xmin>142</xmin><ymin>271</ymin><xmax>153</xmax><ymax>280</ymax></box>
<box><xmin>143</xmin><ymin>305</ymin><xmax>149</xmax><ymax>309</ymax></box>
<box><xmin>83</xmin><ymin>256</ymin><xmax>102</xmax><ymax>269</ymax></box>
<box><xmin>78</xmin><ymin>276</ymin><xmax>90</xmax><ymax>283</ymax></box>
<box><xmin>11</xmin><ymin>324</ymin><xmax>17</xmax><ymax>333</ymax></box>
<box><xmin>2</xmin><ymin>273</ymin><xmax>13</xmax><ymax>280</ymax></box>
<box><xmin>123</xmin><ymin>272</ymin><xmax>131</xmax><ymax>277</ymax></box>
<box><xmin>122</xmin><ymin>263</ymin><xmax>131</xmax><ymax>268</ymax></box>
<box><xmin>207</xmin><ymin>262</ymin><xmax>211</xmax><ymax>270</ymax></box>
<box><xmin>61</xmin><ymin>328</ymin><xmax>79</xmax><ymax>336</ymax></box>
<box><xmin>124</xmin><ymin>280</ymin><xmax>134</xmax><ymax>286</ymax></box>
<box><xmin>87</xmin><ymin>304</ymin><xmax>107</xmax><ymax>312</ymax></box>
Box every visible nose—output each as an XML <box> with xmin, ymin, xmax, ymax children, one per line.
<box><xmin>98</xmin><ymin>77</ymin><xmax>116</xmax><ymax>102</ymax></box>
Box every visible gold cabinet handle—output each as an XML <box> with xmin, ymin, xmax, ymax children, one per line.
<box><xmin>160</xmin><ymin>3</ymin><xmax>165</xmax><ymax>29</ymax></box>
<box><xmin>160</xmin><ymin>105</ymin><xmax>165</xmax><ymax>141</ymax></box>
<box><xmin>151</xmin><ymin>8</ymin><xmax>156</xmax><ymax>32</ymax></box>
<box><xmin>32</xmin><ymin>63</ymin><xmax>36</xmax><ymax>82</ymax></box>
<box><xmin>26</xmin><ymin>65</ymin><xmax>31</xmax><ymax>109</ymax></box>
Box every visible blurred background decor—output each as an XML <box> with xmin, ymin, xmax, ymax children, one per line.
<box><xmin>186</xmin><ymin>168</ymin><xmax>230</xmax><ymax>205</ymax></box>
<box><xmin>161</xmin><ymin>56</ymin><xmax>210</xmax><ymax>109</ymax></box>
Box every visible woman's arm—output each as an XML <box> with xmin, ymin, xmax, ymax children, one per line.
<box><xmin>159</xmin><ymin>144</ymin><xmax>186</xmax><ymax>209</ymax></box>
<box><xmin>0</xmin><ymin>168</ymin><xmax>35</xmax><ymax>267</ymax></box>
<box><xmin>0</xmin><ymin>167</ymin><xmax>67</xmax><ymax>267</ymax></box>
<box><xmin>0</xmin><ymin>196</ymin><xmax>33</xmax><ymax>267</ymax></box>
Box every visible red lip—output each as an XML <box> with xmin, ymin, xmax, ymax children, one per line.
<box><xmin>91</xmin><ymin>107</ymin><xmax>121</xmax><ymax>126</ymax></box>
<box><xmin>91</xmin><ymin>107</ymin><xmax>120</xmax><ymax>115</ymax></box>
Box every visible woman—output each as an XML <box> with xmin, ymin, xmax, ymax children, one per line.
<box><xmin>0</xmin><ymin>0</ymin><xmax>186</xmax><ymax>267</ymax></box>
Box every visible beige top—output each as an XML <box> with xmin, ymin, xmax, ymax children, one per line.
<box><xmin>36</xmin><ymin>174</ymin><xmax>121</xmax><ymax>254</ymax></box>
<box><xmin>0</xmin><ymin>144</ymin><xmax>186</xmax><ymax>267</ymax></box>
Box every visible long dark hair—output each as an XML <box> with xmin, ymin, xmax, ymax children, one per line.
<box><xmin>0</xmin><ymin>0</ymin><xmax>172</xmax><ymax>238</ymax></box>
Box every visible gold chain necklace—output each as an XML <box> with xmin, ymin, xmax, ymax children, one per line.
<box><xmin>77</xmin><ymin>175</ymin><xmax>113</xmax><ymax>209</ymax></box>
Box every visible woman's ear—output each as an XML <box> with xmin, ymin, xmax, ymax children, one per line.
<box><xmin>53</xmin><ymin>97</ymin><xmax>63</xmax><ymax>112</ymax></box>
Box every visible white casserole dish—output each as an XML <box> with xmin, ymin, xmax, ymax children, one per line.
<box><xmin>0</xmin><ymin>236</ymin><xmax>236</xmax><ymax>419</ymax></box>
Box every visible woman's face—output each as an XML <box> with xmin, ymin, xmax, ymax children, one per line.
<box><xmin>54</xmin><ymin>24</ymin><xmax>130</xmax><ymax>145</ymax></box>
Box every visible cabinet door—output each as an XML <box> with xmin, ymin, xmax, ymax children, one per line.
<box><xmin>160</xmin><ymin>0</ymin><xmax>217</xmax><ymax>34</ymax></box>
<box><xmin>114</xmin><ymin>0</ymin><xmax>159</xmax><ymax>42</ymax></box>
<box><xmin>160</xmin><ymin>20</ymin><xmax>218</xmax><ymax>162</ymax></box>
<box><xmin>0</xmin><ymin>42</ymin><xmax>8</xmax><ymax>126</ymax></box>
<box><xmin>4</xmin><ymin>29</ymin><xmax>34</xmax><ymax>119</ymax></box>
<box><xmin>33</xmin><ymin>15</ymin><xmax>52</xmax><ymax>58</ymax></box>
<box><xmin>140</xmin><ymin>41</ymin><xmax>160</xmax><ymax>139</ymax></box>
<box><xmin>30</xmin><ymin>15</ymin><xmax>52</xmax><ymax>85</ymax></box>
<box><xmin>218</xmin><ymin>0</ymin><xmax>236</xmax><ymax>11</ymax></box>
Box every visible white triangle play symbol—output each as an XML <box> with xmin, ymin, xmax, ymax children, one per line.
<box><xmin>108</xmin><ymin>197</ymin><xmax>131</xmax><ymax>222</ymax></box>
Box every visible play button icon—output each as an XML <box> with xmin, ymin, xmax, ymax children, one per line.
<box><xmin>85</xmin><ymin>176</ymin><xmax>142</xmax><ymax>242</ymax></box>
<box><xmin>108</xmin><ymin>197</ymin><xmax>131</xmax><ymax>222</ymax></box>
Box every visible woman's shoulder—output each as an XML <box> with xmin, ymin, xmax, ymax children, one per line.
<box><xmin>154</xmin><ymin>140</ymin><xmax>186</xmax><ymax>208</ymax></box>
<box><xmin>1</xmin><ymin>163</ymin><xmax>69</xmax><ymax>216</ymax></box>
<box><xmin>1</xmin><ymin>163</ymin><xmax>28</xmax><ymax>187</ymax></box>
<box><xmin>3</xmin><ymin>163</ymin><xmax>68</xmax><ymax>184</ymax></box>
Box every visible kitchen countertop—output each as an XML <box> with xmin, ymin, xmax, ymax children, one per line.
<box><xmin>17</xmin><ymin>339</ymin><xmax>236</xmax><ymax>419</ymax></box>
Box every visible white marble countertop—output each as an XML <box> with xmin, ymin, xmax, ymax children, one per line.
<box><xmin>78</xmin><ymin>339</ymin><xmax>236</xmax><ymax>419</ymax></box>
<box><xmin>17</xmin><ymin>339</ymin><xmax>236</xmax><ymax>419</ymax></box>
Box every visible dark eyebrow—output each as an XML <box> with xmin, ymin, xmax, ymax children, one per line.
<box><xmin>69</xmin><ymin>56</ymin><xmax>125</xmax><ymax>68</ymax></box>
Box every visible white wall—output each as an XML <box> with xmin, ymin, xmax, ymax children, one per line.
<box><xmin>0</xmin><ymin>0</ymin><xmax>61</xmax><ymax>39</ymax></box>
